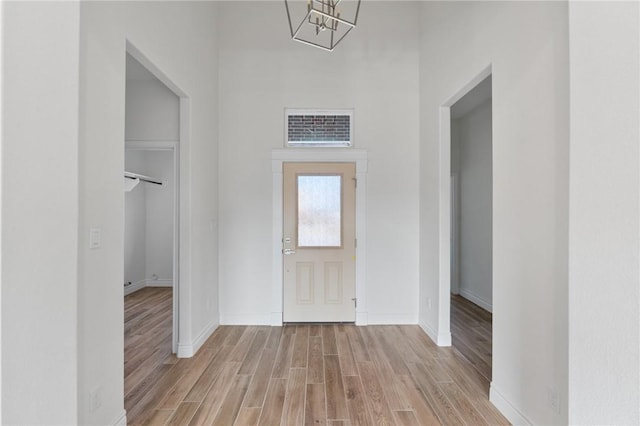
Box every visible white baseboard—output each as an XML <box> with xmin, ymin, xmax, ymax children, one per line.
<box><xmin>225</xmin><ymin>311</ymin><xmax>370</xmax><ymax>326</ymax></box>
<box><xmin>220</xmin><ymin>313</ymin><xmax>272</xmax><ymax>325</ymax></box>
<box><xmin>366</xmin><ymin>313</ymin><xmax>417</xmax><ymax>325</ymax></box>
<box><xmin>222</xmin><ymin>312</ymin><xmax>413</xmax><ymax>326</ymax></box>
<box><xmin>124</xmin><ymin>280</ymin><xmax>145</xmax><ymax>296</ymax></box>
<box><xmin>146</xmin><ymin>278</ymin><xmax>173</xmax><ymax>288</ymax></box>
<box><xmin>355</xmin><ymin>311</ymin><xmax>368</xmax><ymax>326</ymax></box>
<box><xmin>490</xmin><ymin>383</ymin><xmax>532</xmax><ymax>425</ymax></box>
<box><xmin>177</xmin><ymin>319</ymin><xmax>218</xmax><ymax>358</ymax></box>
<box><xmin>124</xmin><ymin>279</ymin><xmax>173</xmax><ymax>296</ymax></box>
<box><xmin>111</xmin><ymin>410</ymin><xmax>127</xmax><ymax>426</ymax></box>
<box><xmin>459</xmin><ymin>289</ymin><xmax>493</xmax><ymax>313</ymax></box>
<box><xmin>270</xmin><ymin>312</ymin><xmax>282</xmax><ymax>326</ymax></box>
<box><xmin>420</xmin><ymin>320</ymin><xmax>452</xmax><ymax>346</ymax></box>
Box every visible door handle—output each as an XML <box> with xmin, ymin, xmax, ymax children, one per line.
<box><xmin>283</xmin><ymin>248</ymin><xmax>296</xmax><ymax>255</ymax></box>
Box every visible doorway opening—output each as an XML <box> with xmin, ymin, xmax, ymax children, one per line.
<box><xmin>444</xmin><ymin>70</ymin><xmax>493</xmax><ymax>382</ymax></box>
<box><xmin>271</xmin><ymin>149</ymin><xmax>368</xmax><ymax>326</ymax></box>
<box><xmin>123</xmin><ymin>46</ymin><xmax>184</xmax><ymax>408</ymax></box>
<box><xmin>282</xmin><ymin>162</ymin><xmax>357</xmax><ymax>323</ymax></box>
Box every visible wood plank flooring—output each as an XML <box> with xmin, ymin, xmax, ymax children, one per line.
<box><xmin>125</xmin><ymin>290</ymin><xmax>508</xmax><ymax>425</ymax></box>
<box><xmin>450</xmin><ymin>295</ymin><xmax>493</xmax><ymax>382</ymax></box>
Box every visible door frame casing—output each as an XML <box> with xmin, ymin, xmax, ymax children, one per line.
<box><xmin>450</xmin><ymin>172</ymin><xmax>460</xmax><ymax>295</ymax></box>
<box><xmin>271</xmin><ymin>149</ymin><xmax>368</xmax><ymax>326</ymax></box>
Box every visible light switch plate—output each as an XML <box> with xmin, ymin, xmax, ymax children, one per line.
<box><xmin>89</xmin><ymin>227</ymin><xmax>101</xmax><ymax>249</ymax></box>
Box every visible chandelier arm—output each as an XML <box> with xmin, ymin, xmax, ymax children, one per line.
<box><xmin>284</xmin><ymin>0</ymin><xmax>295</xmax><ymax>37</ymax></box>
<box><xmin>330</xmin><ymin>25</ymin><xmax>354</xmax><ymax>50</ymax></box>
<box><xmin>353</xmin><ymin>0</ymin><xmax>361</xmax><ymax>25</ymax></box>
<box><xmin>292</xmin><ymin>37</ymin><xmax>334</xmax><ymax>52</ymax></box>
<box><xmin>330</xmin><ymin>25</ymin><xmax>334</xmax><ymax>49</ymax></box>
<box><xmin>292</xmin><ymin>9</ymin><xmax>314</xmax><ymax>40</ymax></box>
<box><xmin>312</xmin><ymin>10</ymin><xmax>355</xmax><ymax>28</ymax></box>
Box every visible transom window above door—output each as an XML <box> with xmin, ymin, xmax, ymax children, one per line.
<box><xmin>285</xmin><ymin>109</ymin><xmax>353</xmax><ymax>147</ymax></box>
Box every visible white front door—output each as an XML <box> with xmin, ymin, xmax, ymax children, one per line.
<box><xmin>283</xmin><ymin>162</ymin><xmax>356</xmax><ymax>322</ymax></box>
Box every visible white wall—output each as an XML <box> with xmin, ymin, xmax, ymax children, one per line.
<box><xmin>144</xmin><ymin>151</ymin><xmax>174</xmax><ymax>285</ymax></box>
<box><xmin>125</xmin><ymin>78</ymin><xmax>180</xmax><ymax>142</ymax></box>
<box><xmin>78</xmin><ymin>2</ymin><xmax>219</xmax><ymax>424</ymax></box>
<box><xmin>568</xmin><ymin>2</ymin><xmax>640</xmax><ymax>424</ymax></box>
<box><xmin>124</xmin><ymin>151</ymin><xmax>147</xmax><ymax>288</ymax></box>
<box><xmin>450</xmin><ymin>121</ymin><xmax>461</xmax><ymax>295</ymax></box>
<box><xmin>2</xmin><ymin>2</ymin><xmax>80</xmax><ymax>424</ymax></box>
<box><xmin>124</xmin><ymin>150</ymin><xmax>174</xmax><ymax>291</ymax></box>
<box><xmin>217</xmin><ymin>1</ymin><xmax>420</xmax><ymax>325</ymax></box>
<box><xmin>452</xmin><ymin>99</ymin><xmax>493</xmax><ymax>311</ymax></box>
<box><xmin>419</xmin><ymin>2</ymin><xmax>569</xmax><ymax>424</ymax></box>
<box><xmin>0</xmin><ymin>2</ymin><xmax>4</xmax><ymax>421</ymax></box>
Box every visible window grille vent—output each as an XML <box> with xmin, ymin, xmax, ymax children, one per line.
<box><xmin>286</xmin><ymin>109</ymin><xmax>353</xmax><ymax>147</ymax></box>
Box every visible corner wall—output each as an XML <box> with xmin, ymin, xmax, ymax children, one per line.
<box><xmin>2</xmin><ymin>2</ymin><xmax>80</xmax><ymax>424</ymax></box>
<box><xmin>419</xmin><ymin>2</ymin><xmax>569</xmax><ymax>424</ymax></box>
<box><xmin>124</xmin><ymin>151</ymin><xmax>147</xmax><ymax>288</ymax></box>
<box><xmin>78</xmin><ymin>2</ymin><xmax>219</xmax><ymax>424</ymax></box>
<box><xmin>568</xmin><ymin>2</ymin><xmax>640</xmax><ymax>424</ymax></box>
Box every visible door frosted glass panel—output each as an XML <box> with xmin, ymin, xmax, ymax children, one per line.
<box><xmin>297</xmin><ymin>175</ymin><xmax>342</xmax><ymax>247</ymax></box>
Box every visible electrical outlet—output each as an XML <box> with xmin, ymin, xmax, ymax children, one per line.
<box><xmin>89</xmin><ymin>386</ymin><xmax>102</xmax><ymax>412</ymax></box>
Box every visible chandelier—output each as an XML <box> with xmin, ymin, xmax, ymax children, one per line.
<box><xmin>284</xmin><ymin>0</ymin><xmax>361</xmax><ymax>52</ymax></box>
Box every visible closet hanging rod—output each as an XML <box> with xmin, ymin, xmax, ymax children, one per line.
<box><xmin>124</xmin><ymin>171</ymin><xmax>163</xmax><ymax>186</ymax></box>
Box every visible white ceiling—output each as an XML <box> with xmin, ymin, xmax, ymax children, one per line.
<box><xmin>451</xmin><ymin>75</ymin><xmax>492</xmax><ymax>119</ymax></box>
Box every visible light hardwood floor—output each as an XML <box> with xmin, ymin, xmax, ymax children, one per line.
<box><xmin>450</xmin><ymin>295</ymin><xmax>493</xmax><ymax>382</ymax></box>
<box><xmin>125</xmin><ymin>289</ymin><xmax>508</xmax><ymax>425</ymax></box>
